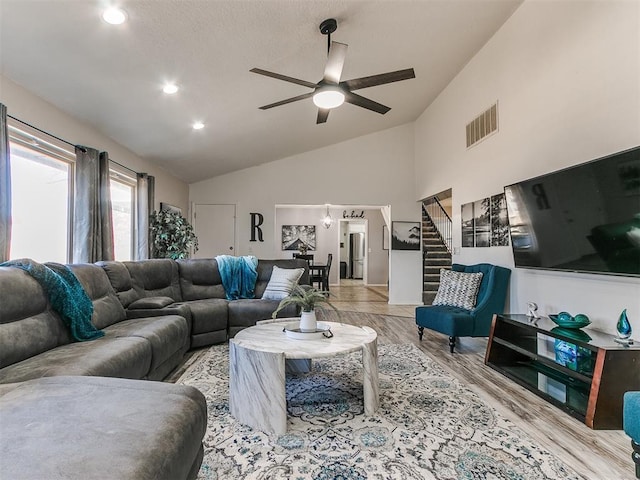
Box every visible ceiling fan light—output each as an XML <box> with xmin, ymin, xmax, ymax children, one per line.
<box><xmin>313</xmin><ymin>88</ymin><xmax>345</xmax><ymax>109</ymax></box>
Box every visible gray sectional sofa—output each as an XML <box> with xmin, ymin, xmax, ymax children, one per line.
<box><xmin>0</xmin><ymin>257</ymin><xmax>308</xmax><ymax>479</ymax></box>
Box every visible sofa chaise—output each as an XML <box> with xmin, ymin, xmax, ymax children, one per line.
<box><xmin>0</xmin><ymin>256</ymin><xmax>308</xmax><ymax>479</ymax></box>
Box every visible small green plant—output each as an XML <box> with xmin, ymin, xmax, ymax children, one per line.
<box><xmin>149</xmin><ymin>209</ymin><xmax>199</xmax><ymax>259</ymax></box>
<box><xmin>272</xmin><ymin>284</ymin><xmax>339</xmax><ymax>318</ymax></box>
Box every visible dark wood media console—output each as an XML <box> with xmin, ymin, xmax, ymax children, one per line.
<box><xmin>485</xmin><ymin>313</ymin><xmax>640</xmax><ymax>429</ymax></box>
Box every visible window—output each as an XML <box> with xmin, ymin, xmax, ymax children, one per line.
<box><xmin>110</xmin><ymin>168</ymin><xmax>136</xmax><ymax>261</ymax></box>
<box><xmin>8</xmin><ymin>124</ymin><xmax>74</xmax><ymax>263</ymax></box>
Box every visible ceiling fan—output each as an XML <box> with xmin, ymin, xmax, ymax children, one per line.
<box><xmin>250</xmin><ymin>18</ymin><xmax>416</xmax><ymax>124</ymax></box>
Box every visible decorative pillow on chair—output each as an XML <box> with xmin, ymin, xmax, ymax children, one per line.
<box><xmin>261</xmin><ymin>266</ymin><xmax>305</xmax><ymax>300</ymax></box>
<box><xmin>432</xmin><ymin>269</ymin><xmax>484</xmax><ymax>310</ymax></box>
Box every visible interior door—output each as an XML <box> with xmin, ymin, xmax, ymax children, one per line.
<box><xmin>193</xmin><ymin>204</ymin><xmax>236</xmax><ymax>258</ymax></box>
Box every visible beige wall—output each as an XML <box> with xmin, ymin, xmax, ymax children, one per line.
<box><xmin>0</xmin><ymin>75</ymin><xmax>189</xmax><ymax>213</ymax></box>
<box><xmin>414</xmin><ymin>0</ymin><xmax>640</xmax><ymax>334</ymax></box>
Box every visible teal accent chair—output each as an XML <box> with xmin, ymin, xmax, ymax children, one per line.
<box><xmin>624</xmin><ymin>391</ymin><xmax>640</xmax><ymax>478</ymax></box>
<box><xmin>415</xmin><ymin>263</ymin><xmax>511</xmax><ymax>353</ymax></box>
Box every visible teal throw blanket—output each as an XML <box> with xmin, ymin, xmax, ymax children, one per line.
<box><xmin>1</xmin><ymin>258</ymin><xmax>104</xmax><ymax>341</ymax></box>
<box><xmin>215</xmin><ymin>255</ymin><xmax>258</xmax><ymax>300</ymax></box>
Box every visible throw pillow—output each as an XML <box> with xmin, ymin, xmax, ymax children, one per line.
<box><xmin>261</xmin><ymin>266</ymin><xmax>305</xmax><ymax>300</ymax></box>
<box><xmin>432</xmin><ymin>269</ymin><xmax>484</xmax><ymax>310</ymax></box>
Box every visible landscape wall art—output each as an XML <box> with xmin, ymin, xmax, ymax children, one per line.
<box><xmin>461</xmin><ymin>193</ymin><xmax>510</xmax><ymax>248</ymax></box>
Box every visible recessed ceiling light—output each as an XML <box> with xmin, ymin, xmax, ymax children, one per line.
<box><xmin>163</xmin><ymin>83</ymin><xmax>179</xmax><ymax>94</ymax></box>
<box><xmin>192</xmin><ymin>122</ymin><xmax>205</xmax><ymax>130</ymax></box>
<box><xmin>102</xmin><ymin>7</ymin><xmax>127</xmax><ymax>25</ymax></box>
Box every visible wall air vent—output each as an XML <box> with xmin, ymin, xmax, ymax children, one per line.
<box><xmin>466</xmin><ymin>102</ymin><xmax>498</xmax><ymax>148</ymax></box>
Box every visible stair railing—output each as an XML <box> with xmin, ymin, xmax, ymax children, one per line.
<box><xmin>423</xmin><ymin>198</ymin><xmax>452</xmax><ymax>254</ymax></box>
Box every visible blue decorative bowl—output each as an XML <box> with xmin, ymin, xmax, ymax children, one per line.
<box><xmin>549</xmin><ymin>314</ymin><xmax>591</xmax><ymax>329</ymax></box>
<box><xmin>551</xmin><ymin>327</ymin><xmax>592</xmax><ymax>343</ymax></box>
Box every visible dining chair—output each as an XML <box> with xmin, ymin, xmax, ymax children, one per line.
<box><xmin>311</xmin><ymin>253</ymin><xmax>332</xmax><ymax>292</ymax></box>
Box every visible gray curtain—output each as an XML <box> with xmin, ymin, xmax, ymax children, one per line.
<box><xmin>0</xmin><ymin>104</ymin><xmax>10</xmax><ymax>262</ymax></box>
<box><xmin>136</xmin><ymin>173</ymin><xmax>155</xmax><ymax>260</ymax></box>
<box><xmin>73</xmin><ymin>146</ymin><xmax>115</xmax><ymax>263</ymax></box>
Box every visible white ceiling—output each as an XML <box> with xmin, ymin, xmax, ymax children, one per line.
<box><xmin>0</xmin><ymin>0</ymin><xmax>521</xmax><ymax>183</ymax></box>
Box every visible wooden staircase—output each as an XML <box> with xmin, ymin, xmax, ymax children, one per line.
<box><xmin>422</xmin><ymin>206</ymin><xmax>452</xmax><ymax>305</ymax></box>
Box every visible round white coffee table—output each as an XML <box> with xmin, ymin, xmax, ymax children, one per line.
<box><xmin>229</xmin><ymin>320</ymin><xmax>378</xmax><ymax>434</ymax></box>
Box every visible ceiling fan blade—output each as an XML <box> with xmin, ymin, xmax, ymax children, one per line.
<box><xmin>342</xmin><ymin>68</ymin><xmax>415</xmax><ymax>91</ymax></box>
<box><xmin>323</xmin><ymin>42</ymin><xmax>348</xmax><ymax>84</ymax></box>
<box><xmin>344</xmin><ymin>91</ymin><xmax>391</xmax><ymax>115</ymax></box>
<box><xmin>259</xmin><ymin>92</ymin><xmax>314</xmax><ymax>110</ymax></box>
<box><xmin>316</xmin><ymin>108</ymin><xmax>330</xmax><ymax>124</ymax></box>
<box><xmin>250</xmin><ymin>68</ymin><xmax>318</xmax><ymax>89</ymax></box>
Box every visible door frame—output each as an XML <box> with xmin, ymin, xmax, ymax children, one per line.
<box><xmin>337</xmin><ymin>218</ymin><xmax>368</xmax><ymax>285</ymax></box>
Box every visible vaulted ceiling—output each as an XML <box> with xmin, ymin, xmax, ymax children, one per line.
<box><xmin>0</xmin><ymin>0</ymin><xmax>522</xmax><ymax>183</ymax></box>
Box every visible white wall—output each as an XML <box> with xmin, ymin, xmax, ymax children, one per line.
<box><xmin>0</xmin><ymin>75</ymin><xmax>189</xmax><ymax>213</ymax></box>
<box><xmin>190</xmin><ymin>123</ymin><xmax>421</xmax><ymax>304</ymax></box>
<box><xmin>414</xmin><ymin>0</ymin><xmax>640</xmax><ymax>334</ymax></box>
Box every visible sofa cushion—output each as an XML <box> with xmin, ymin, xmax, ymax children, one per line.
<box><xmin>0</xmin><ymin>375</ymin><xmax>207</xmax><ymax>480</ymax></box>
<box><xmin>104</xmin><ymin>315</ymin><xmax>189</xmax><ymax>372</ymax></box>
<box><xmin>178</xmin><ymin>299</ymin><xmax>228</xmax><ymax>335</ymax></box>
<box><xmin>177</xmin><ymin>258</ymin><xmax>226</xmax><ymax>300</ymax></box>
<box><xmin>261</xmin><ymin>265</ymin><xmax>305</xmax><ymax>300</ymax></box>
<box><xmin>67</xmin><ymin>263</ymin><xmax>127</xmax><ymax>329</ymax></box>
<box><xmin>98</xmin><ymin>260</ymin><xmax>139</xmax><ymax>307</ymax></box>
<box><xmin>415</xmin><ymin>305</ymin><xmax>478</xmax><ymax>337</ymax></box>
<box><xmin>125</xmin><ymin>259</ymin><xmax>182</xmax><ymax>301</ymax></box>
<box><xmin>129</xmin><ymin>296</ymin><xmax>175</xmax><ymax>309</ymax></box>
<box><xmin>432</xmin><ymin>269</ymin><xmax>483</xmax><ymax>310</ymax></box>
<box><xmin>0</xmin><ymin>336</ymin><xmax>152</xmax><ymax>384</ymax></box>
<box><xmin>0</xmin><ymin>267</ymin><xmax>73</xmax><ymax>369</ymax></box>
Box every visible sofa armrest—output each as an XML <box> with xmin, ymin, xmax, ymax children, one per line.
<box><xmin>126</xmin><ymin>304</ymin><xmax>192</xmax><ymax>324</ymax></box>
<box><xmin>624</xmin><ymin>391</ymin><xmax>640</xmax><ymax>442</ymax></box>
<box><xmin>129</xmin><ymin>296</ymin><xmax>175</xmax><ymax>309</ymax></box>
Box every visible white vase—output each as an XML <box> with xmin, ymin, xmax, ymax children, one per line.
<box><xmin>299</xmin><ymin>310</ymin><xmax>317</xmax><ymax>332</ymax></box>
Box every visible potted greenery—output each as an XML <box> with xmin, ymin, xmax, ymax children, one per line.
<box><xmin>272</xmin><ymin>284</ymin><xmax>339</xmax><ymax>332</ymax></box>
<box><xmin>149</xmin><ymin>209</ymin><xmax>199</xmax><ymax>259</ymax></box>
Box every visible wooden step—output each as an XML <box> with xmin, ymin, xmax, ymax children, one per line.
<box><xmin>424</xmin><ymin>265</ymin><xmax>444</xmax><ymax>274</ymax></box>
<box><xmin>425</xmin><ymin>251</ymin><xmax>450</xmax><ymax>259</ymax></box>
<box><xmin>422</xmin><ymin>291</ymin><xmax>437</xmax><ymax>305</ymax></box>
<box><xmin>423</xmin><ymin>273</ymin><xmax>440</xmax><ymax>282</ymax></box>
<box><xmin>423</xmin><ymin>282</ymin><xmax>440</xmax><ymax>292</ymax></box>
<box><xmin>425</xmin><ymin>258</ymin><xmax>452</xmax><ymax>266</ymax></box>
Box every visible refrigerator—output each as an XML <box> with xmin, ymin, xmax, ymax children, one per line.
<box><xmin>349</xmin><ymin>233</ymin><xmax>365</xmax><ymax>279</ymax></box>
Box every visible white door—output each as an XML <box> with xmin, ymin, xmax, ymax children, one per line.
<box><xmin>193</xmin><ymin>204</ymin><xmax>236</xmax><ymax>258</ymax></box>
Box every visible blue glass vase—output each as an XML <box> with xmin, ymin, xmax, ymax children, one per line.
<box><xmin>616</xmin><ymin>309</ymin><xmax>632</xmax><ymax>339</ymax></box>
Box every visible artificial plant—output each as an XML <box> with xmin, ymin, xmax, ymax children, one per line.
<box><xmin>149</xmin><ymin>209</ymin><xmax>199</xmax><ymax>259</ymax></box>
<box><xmin>272</xmin><ymin>284</ymin><xmax>339</xmax><ymax>317</ymax></box>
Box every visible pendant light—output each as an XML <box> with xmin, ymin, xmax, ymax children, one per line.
<box><xmin>322</xmin><ymin>205</ymin><xmax>333</xmax><ymax>229</ymax></box>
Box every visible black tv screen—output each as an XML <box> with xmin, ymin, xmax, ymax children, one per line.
<box><xmin>504</xmin><ymin>146</ymin><xmax>640</xmax><ymax>277</ymax></box>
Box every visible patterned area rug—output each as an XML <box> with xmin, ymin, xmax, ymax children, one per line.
<box><xmin>177</xmin><ymin>343</ymin><xmax>581</xmax><ymax>480</ymax></box>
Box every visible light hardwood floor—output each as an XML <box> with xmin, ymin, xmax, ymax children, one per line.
<box><xmin>169</xmin><ymin>283</ymin><xmax>634</xmax><ymax>479</ymax></box>
<box><xmin>326</xmin><ymin>283</ymin><xmax>634</xmax><ymax>480</ymax></box>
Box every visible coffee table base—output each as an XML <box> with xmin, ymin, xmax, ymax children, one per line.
<box><xmin>229</xmin><ymin>322</ymin><xmax>378</xmax><ymax>435</ymax></box>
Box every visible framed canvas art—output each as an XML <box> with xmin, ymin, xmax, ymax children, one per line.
<box><xmin>160</xmin><ymin>202</ymin><xmax>182</xmax><ymax>215</ymax></box>
<box><xmin>391</xmin><ymin>221</ymin><xmax>420</xmax><ymax>250</ymax></box>
<box><xmin>282</xmin><ymin>225</ymin><xmax>316</xmax><ymax>251</ymax></box>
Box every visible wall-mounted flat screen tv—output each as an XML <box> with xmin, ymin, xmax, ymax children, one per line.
<box><xmin>504</xmin><ymin>146</ymin><xmax>640</xmax><ymax>277</ymax></box>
